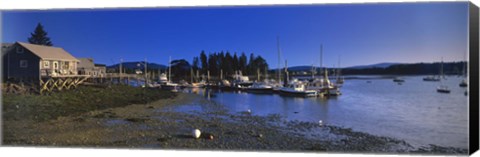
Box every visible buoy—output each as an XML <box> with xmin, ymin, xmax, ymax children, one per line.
<box><xmin>319</xmin><ymin>120</ymin><xmax>324</xmax><ymax>126</ymax></box>
<box><xmin>209</xmin><ymin>135</ymin><xmax>214</xmax><ymax>140</ymax></box>
<box><xmin>192</xmin><ymin>129</ymin><xmax>201</xmax><ymax>139</ymax></box>
<box><xmin>247</xmin><ymin>109</ymin><xmax>251</xmax><ymax>113</ymax></box>
<box><xmin>258</xmin><ymin>134</ymin><xmax>263</xmax><ymax>138</ymax></box>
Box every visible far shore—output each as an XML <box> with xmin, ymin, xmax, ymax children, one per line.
<box><xmin>2</xmin><ymin>85</ymin><xmax>468</xmax><ymax>154</ymax></box>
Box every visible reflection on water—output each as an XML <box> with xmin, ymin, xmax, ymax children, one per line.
<box><xmin>181</xmin><ymin>75</ymin><xmax>468</xmax><ymax>149</ymax></box>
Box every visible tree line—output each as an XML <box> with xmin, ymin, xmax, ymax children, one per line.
<box><xmin>192</xmin><ymin>51</ymin><xmax>269</xmax><ymax>78</ymax></box>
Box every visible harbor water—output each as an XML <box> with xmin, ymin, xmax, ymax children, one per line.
<box><xmin>183</xmin><ymin>75</ymin><xmax>468</xmax><ymax>149</ymax></box>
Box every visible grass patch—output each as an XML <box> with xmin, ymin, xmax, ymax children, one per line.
<box><xmin>2</xmin><ymin>85</ymin><xmax>176</xmax><ymax>122</ymax></box>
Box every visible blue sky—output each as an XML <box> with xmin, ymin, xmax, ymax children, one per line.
<box><xmin>1</xmin><ymin>2</ymin><xmax>469</xmax><ymax>68</ymax></box>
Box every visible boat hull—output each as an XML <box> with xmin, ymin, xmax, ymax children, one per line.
<box><xmin>245</xmin><ymin>87</ymin><xmax>273</xmax><ymax>94</ymax></box>
<box><xmin>437</xmin><ymin>89</ymin><xmax>450</xmax><ymax>93</ymax></box>
<box><xmin>279</xmin><ymin>89</ymin><xmax>317</xmax><ymax>97</ymax></box>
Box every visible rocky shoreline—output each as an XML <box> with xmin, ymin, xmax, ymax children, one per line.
<box><xmin>2</xmin><ymin>87</ymin><xmax>468</xmax><ymax>155</ymax></box>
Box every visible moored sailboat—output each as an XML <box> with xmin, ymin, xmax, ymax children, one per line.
<box><xmin>436</xmin><ymin>58</ymin><xmax>450</xmax><ymax>93</ymax></box>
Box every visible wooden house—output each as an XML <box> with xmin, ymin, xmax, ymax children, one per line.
<box><xmin>3</xmin><ymin>42</ymin><xmax>80</xmax><ymax>81</ymax></box>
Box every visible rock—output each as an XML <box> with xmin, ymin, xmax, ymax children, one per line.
<box><xmin>258</xmin><ymin>134</ymin><xmax>263</xmax><ymax>138</ymax></box>
<box><xmin>192</xmin><ymin>129</ymin><xmax>201</xmax><ymax>139</ymax></box>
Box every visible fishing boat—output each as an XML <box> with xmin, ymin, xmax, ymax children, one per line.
<box><xmin>279</xmin><ymin>79</ymin><xmax>317</xmax><ymax>97</ymax></box>
<box><xmin>436</xmin><ymin>58</ymin><xmax>450</xmax><ymax>94</ymax></box>
<box><xmin>304</xmin><ymin>44</ymin><xmax>341</xmax><ymax>96</ymax></box>
<box><xmin>307</xmin><ymin>71</ymin><xmax>341</xmax><ymax>96</ymax></box>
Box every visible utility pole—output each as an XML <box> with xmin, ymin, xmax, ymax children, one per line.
<box><xmin>144</xmin><ymin>58</ymin><xmax>148</xmax><ymax>86</ymax></box>
<box><xmin>120</xmin><ymin>58</ymin><xmax>123</xmax><ymax>84</ymax></box>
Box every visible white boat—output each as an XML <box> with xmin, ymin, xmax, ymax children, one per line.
<box><xmin>279</xmin><ymin>79</ymin><xmax>317</xmax><ymax>97</ymax></box>
<box><xmin>246</xmin><ymin>82</ymin><xmax>273</xmax><ymax>93</ymax></box>
<box><xmin>437</xmin><ymin>85</ymin><xmax>450</xmax><ymax>93</ymax></box>
<box><xmin>393</xmin><ymin>77</ymin><xmax>405</xmax><ymax>82</ymax></box>
<box><xmin>423</xmin><ymin>75</ymin><xmax>440</xmax><ymax>81</ymax></box>
<box><xmin>231</xmin><ymin>71</ymin><xmax>253</xmax><ymax>88</ymax></box>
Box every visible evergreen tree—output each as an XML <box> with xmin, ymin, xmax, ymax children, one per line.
<box><xmin>28</xmin><ymin>23</ymin><xmax>53</xmax><ymax>46</ymax></box>
<box><xmin>239</xmin><ymin>52</ymin><xmax>248</xmax><ymax>74</ymax></box>
<box><xmin>232</xmin><ymin>53</ymin><xmax>239</xmax><ymax>71</ymax></box>
<box><xmin>192</xmin><ymin>57</ymin><xmax>199</xmax><ymax>72</ymax></box>
<box><xmin>200</xmin><ymin>51</ymin><xmax>208</xmax><ymax>74</ymax></box>
<box><xmin>224</xmin><ymin>52</ymin><xmax>234</xmax><ymax>76</ymax></box>
<box><xmin>247</xmin><ymin>53</ymin><xmax>256</xmax><ymax>75</ymax></box>
<box><xmin>208</xmin><ymin>53</ymin><xmax>218</xmax><ymax>76</ymax></box>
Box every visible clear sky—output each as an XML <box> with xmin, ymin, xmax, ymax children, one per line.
<box><xmin>1</xmin><ymin>2</ymin><xmax>469</xmax><ymax>68</ymax></box>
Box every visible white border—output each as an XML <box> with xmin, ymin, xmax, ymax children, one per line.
<box><xmin>1</xmin><ymin>0</ymin><xmax>478</xmax><ymax>157</ymax></box>
<box><xmin>0</xmin><ymin>0</ymin><xmax>476</xmax><ymax>10</ymax></box>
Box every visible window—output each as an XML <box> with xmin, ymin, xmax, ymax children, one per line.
<box><xmin>20</xmin><ymin>60</ymin><xmax>28</xmax><ymax>68</ymax></box>
<box><xmin>16</xmin><ymin>47</ymin><xmax>24</xmax><ymax>53</ymax></box>
<box><xmin>43</xmin><ymin>61</ymin><xmax>50</xmax><ymax>68</ymax></box>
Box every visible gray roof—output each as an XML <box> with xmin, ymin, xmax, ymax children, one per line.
<box><xmin>17</xmin><ymin>42</ymin><xmax>79</xmax><ymax>61</ymax></box>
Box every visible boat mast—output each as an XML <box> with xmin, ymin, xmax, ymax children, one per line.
<box><xmin>277</xmin><ymin>36</ymin><xmax>282</xmax><ymax>84</ymax></box>
<box><xmin>320</xmin><ymin>44</ymin><xmax>323</xmax><ymax>75</ymax></box>
<box><xmin>311</xmin><ymin>64</ymin><xmax>315</xmax><ymax>79</ymax></box>
<box><xmin>257</xmin><ymin>68</ymin><xmax>260</xmax><ymax>82</ymax></box>
<box><xmin>337</xmin><ymin>55</ymin><xmax>341</xmax><ymax>81</ymax></box>
<box><xmin>168</xmin><ymin>56</ymin><xmax>172</xmax><ymax>82</ymax></box>
<box><xmin>220</xmin><ymin>69</ymin><xmax>223</xmax><ymax>80</ymax></box>
<box><xmin>191</xmin><ymin>67</ymin><xmax>194</xmax><ymax>83</ymax></box>
<box><xmin>284</xmin><ymin>60</ymin><xmax>289</xmax><ymax>86</ymax></box>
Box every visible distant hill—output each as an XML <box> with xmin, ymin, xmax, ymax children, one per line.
<box><xmin>107</xmin><ymin>61</ymin><xmax>167</xmax><ymax>70</ymax></box>
<box><xmin>269</xmin><ymin>63</ymin><xmax>400</xmax><ymax>72</ymax></box>
<box><xmin>268</xmin><ymin>61</ymin><xmax>466</xmax><ymax>75</ymax></box>
<box><xmin>270</xmin><ymin>66</ymin><xmax>325</xmax><ymax>72</ymax></box>
<box><xmin>346</xmin><ymin>62</ymin><xmax>401</xmax><ymax>69</ymax></box>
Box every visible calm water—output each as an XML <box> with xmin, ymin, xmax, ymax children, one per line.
<box><xmin>183</xmin><ymin>75</ymin><xmax>469</xmax><ymax>149</ymax></box>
